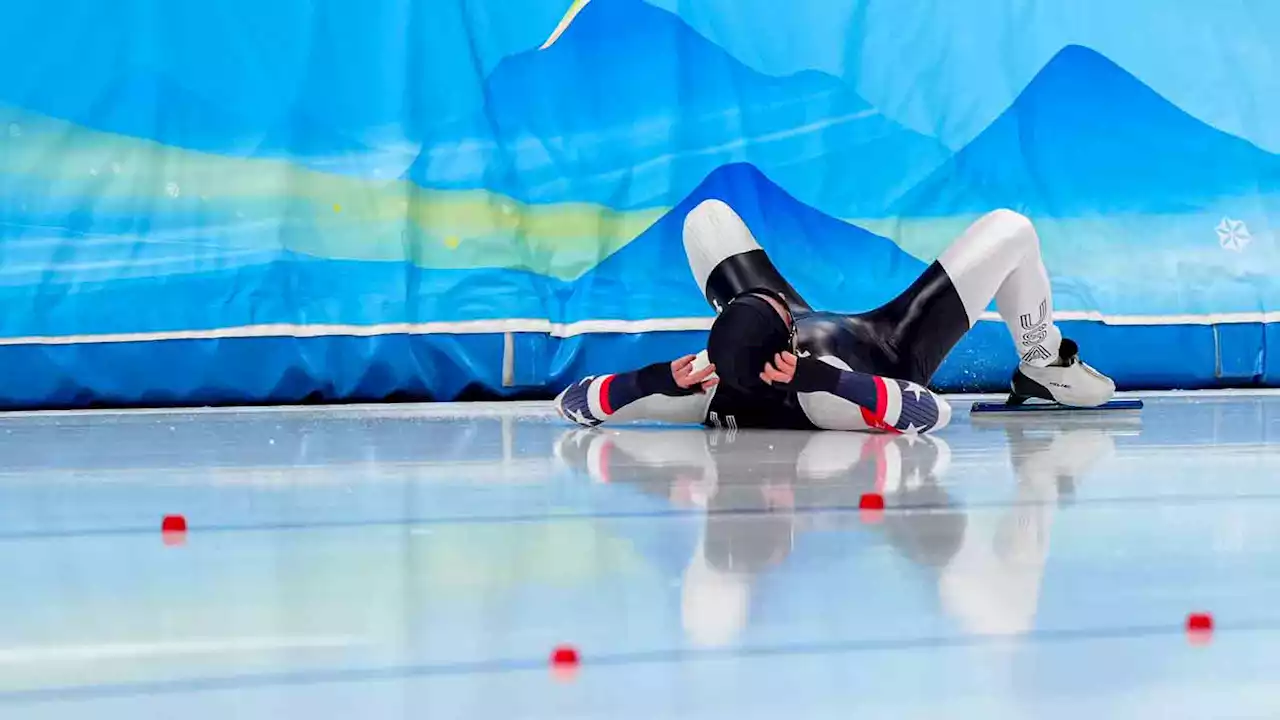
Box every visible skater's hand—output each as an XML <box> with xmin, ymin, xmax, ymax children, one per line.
<box><xmin>672</xmin><ymin>355</ymin><xmax>718</xmax><ymax>392</ymax></box>
<box><xmin>760</xmin><ymin>352</ymin><xmax>798</xmax><ymax>385</ymax></box>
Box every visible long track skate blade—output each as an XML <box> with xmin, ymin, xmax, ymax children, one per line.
<box><xmin>970</xmin><ymin>399</ymin><xmax>1144</xmax><ymax>414</ymax></box>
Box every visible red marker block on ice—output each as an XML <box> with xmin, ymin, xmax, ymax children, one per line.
<box><xmin>1186</xmin><ymin>612</ymin><xmax>1214</xmax><ymax>645</ymax></box>
<box><xmin>162</xmin><ymin>515</ymin><xmax>188</xmax><ymax>546</ymax></box>
<box><xmin>859</xmin><ymin>493</ymin><xmax>885</xmax><ymax>524</ymax></box>
<box><xmin>549</xmin><ymin>644</ymin><xmax>580</xmax><ymax>681</ymax></box>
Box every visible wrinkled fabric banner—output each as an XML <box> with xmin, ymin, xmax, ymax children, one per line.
<box><xmin>0</xmin><ymin>0</ymin><xmax>1277</xmax><ymax>406</ymax></box>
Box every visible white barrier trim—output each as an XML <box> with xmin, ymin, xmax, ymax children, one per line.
<box><xmin>0</xmin><ymin>311</ymin><xmax>1276</xmax><ymax>346</ymax></box>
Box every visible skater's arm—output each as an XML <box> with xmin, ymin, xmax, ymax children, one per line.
<box><xmin>556</xmin><ymin>353</ymin><xmax>717</xmax><ymax>427</ymax></box>
<box><xmin>764</xmin><ymin>352</ymin><xmax>952</xmax><ymax>434</ymax></box>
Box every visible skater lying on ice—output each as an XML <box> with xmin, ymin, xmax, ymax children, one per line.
<box><xmin>556</xmin><ymin>201</ymin><xmax>1115</xmax><ymax>434</ymax></box>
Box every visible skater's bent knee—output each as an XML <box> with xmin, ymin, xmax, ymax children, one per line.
<box><xmin>685</xmin><ymin>198</ymin><xmax>740</xmax><ymax>223</ymax></box>
<box><xmin>682</xmin><ymin>199</ymin><xmax>762</xmax><ymax>285</ymax></box>
<box><xmin>683</xmin><ymin>199</ymin><xmax>749</xmax><ymax>244</ymax></box>
<box><xmin>978</xmin><ymin>209</ymin><xmax>1039</xmax><ymax>255</ymax></box>
<box><xmin>980</xmin><ymin>208</ymin><xmax>1033</xmax><ymax>235</ymax></box>
<box><xmin>686</xmin><ymin>198</ymin><xmax>737</xmax><ymax>222</ymax></box>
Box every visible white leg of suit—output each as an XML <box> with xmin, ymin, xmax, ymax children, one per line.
<box><xmin>682</xmin><ymin>199</ymin><xmax>764</xmax><ymax>306</ymax></box>
<box><xmin>937</xmin><ymin>210</ymin><xmax>1063</xmax><ymax>366</ymax></box>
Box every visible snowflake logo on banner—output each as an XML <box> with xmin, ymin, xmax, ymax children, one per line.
<box><xmin>1216</xmin><ymin>217</ymin><xmax>1252</xmax><ymax>252</ymax></box>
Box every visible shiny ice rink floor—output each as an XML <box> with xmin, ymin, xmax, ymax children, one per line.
<box><xmin>3</xmin><ymin>392</ymin><xmax>1280</xmax><ymax>719</ymax></box>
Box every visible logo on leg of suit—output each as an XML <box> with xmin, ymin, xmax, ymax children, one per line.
<box><xmin>1019</xmin><ymin>300</ymin><xmax>1048</xmax><ymax>331</ymax></box>
<box><xmin>1019</xmin><ymin>299</ymin><xmax>1051</xmax><ymax>361</ymax></box>
<box><xmin>1021</xmin><ymin>345</ymin><xmax>1053</xmax><ymax>363</ymax></box>
<box><xmin>1022</xmin><ymin>327</ymin><xmax>1048</xmax><ymax>344</ymax></box>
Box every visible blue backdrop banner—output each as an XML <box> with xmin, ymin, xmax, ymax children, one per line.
<box><xmin>1</xmin><ymin>0</ymin><xmax>1277</xmax><ymax>406</ymax></box>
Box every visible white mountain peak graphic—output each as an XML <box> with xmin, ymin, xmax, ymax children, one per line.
<box><xmin>541</xmin><ymin>0</ymin><xmax>594</xmax><ymax>50</ymax></box>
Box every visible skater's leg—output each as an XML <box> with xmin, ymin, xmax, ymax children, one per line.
<box><xmin>847</xmin><ymin>261</ymin><xmax>972</xmax><ymax>384</ymax></box>
<box><xmin>938</xmin><ymin>209</ymin><xmax>1062</xmax><ymax>366</ymax></box>
<box><xmin>683</xmin><ymin>199</ymin><xmax>811</xmax><ymax>313</ymax></box>
<box><xmin>937</xmin><ymin>210</ymin><xmax>1114</xmax><ymax>406</ymax></box>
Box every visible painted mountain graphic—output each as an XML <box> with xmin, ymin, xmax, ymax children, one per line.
<box><xmin>892</xmin><ymin>44</ymin><xmax>1280</xmax><ymax>217</ymax></box>
<box><xmin>563</xmin><ymin>162</ymin><xmax>927</xmax><ymax>320</ymax></box>
<box><xmin>406</xmin><ymin>0</ymin><xmax>948</xmax><ymax>216</ymax></box>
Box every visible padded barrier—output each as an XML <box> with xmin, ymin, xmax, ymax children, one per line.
<box><xmin>0</xmin><ymin>321</ymin><xmax>1274</xmax><ymax>409</ymax></box>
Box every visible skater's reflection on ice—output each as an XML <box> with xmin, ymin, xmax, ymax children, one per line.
<box><xmin>556</xmin><ymin>418</ymin><xmax>1130</xmax><ymax>647</ymax></box>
